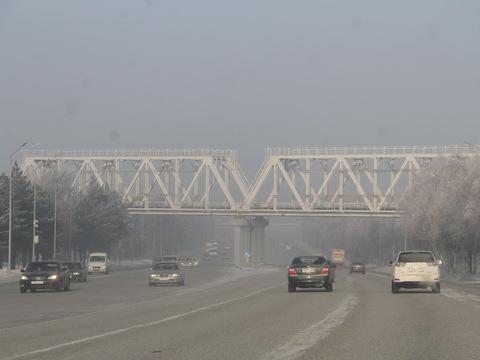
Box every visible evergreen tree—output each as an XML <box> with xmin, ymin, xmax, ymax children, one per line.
<box><xmin>73</xmin><ymin>179</ymin><xmax>131</xmax><ymax>259</ymax></box>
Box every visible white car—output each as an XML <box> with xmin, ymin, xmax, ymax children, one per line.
<box><xmin>390</xmin><ymin>250</ymin><xmax>441</xmax><ymax>293</ymax></box>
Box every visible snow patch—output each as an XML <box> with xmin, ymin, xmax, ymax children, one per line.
<box><xmin>262</xmin><ymin>294</ymin><xmax>358</xmax><ymax>360</ymax></box>
<box><xmin>0</xmin><ymin>269</ymin><xmax>21</xmax><ymax>285</ymax></box>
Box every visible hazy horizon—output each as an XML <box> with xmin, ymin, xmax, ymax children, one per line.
<box><xmin>1</xmin><ymin>1</ymin><xmax>480</xmax><ymax>175</ymax></box>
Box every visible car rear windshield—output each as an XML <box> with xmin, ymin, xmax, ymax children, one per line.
<box><xmin>291</xmin><ymin>256</ymin><xmax>326</xmax><ymax>265</ymax></box>
<box><xmin>162</xmin><ymin>257</ymin><xmax>177</xmax><ymax>261</ymax></box>
<box><xmin>398</xmin><ymin>252</ymin><xmax>435</xmax><ymax>262</ymax></box>
<box><xmin>90</xmin><ymin>256</ymin><xmax>106</xmax><ymax>262</ymax></box>
<box><xmin>153</xmin><ymin>263</ymin><xmax>179</xmax><ymax>270</ymax></box>
<box><xmin>26</xmin><ymin>262</ymin><xmax>60</xmax><ymax>272</ymax></box>
<box><xmin>64</xmin><ymin>262</ymin><xmax>83</xmax><ymax>269</ymax></box>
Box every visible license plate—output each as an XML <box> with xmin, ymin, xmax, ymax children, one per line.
<box><xmin>93</xmin><ymin>267</ymin><xmax>100</xmax><ymax>271</ymax></box>
<box><xmin>31</xmin><ymin>281</ymin><xmax>44</xmax><ymax>285</ymax></box>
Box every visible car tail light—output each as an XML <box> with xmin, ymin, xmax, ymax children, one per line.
<box><xmin>395</xmin><ymin>262</ymin><xmax>406</xmax><ymax>267</ymax></box>
<box><xmin>320</xmin><ymin>266</ymin><xmax>329</xmax><ymax>275</ymax></box>
<box><xmin>288</xmin><ymin>267</ymin><xmax>297</xmax><ymax>276</ymax></box>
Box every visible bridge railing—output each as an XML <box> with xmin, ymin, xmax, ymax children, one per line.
<box><xmin>23</xmin><ymin>149</ymin><xmax>236</xmax><ymax>159</ymax></box>
<box><xmin>265</xmin><ymin>145</ymin><xmax>480</xmax><ymax>157</ymax></box>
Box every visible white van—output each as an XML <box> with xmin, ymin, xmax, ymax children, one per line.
<box><xmin>88</xmin><ymin>252</ymin><xmax>110</xmax><ymax>274</ymax></box>
<box><xmin>390</xmin><ymin>250</ymin><xmax>441</xmax><ymax>293</ymax></box>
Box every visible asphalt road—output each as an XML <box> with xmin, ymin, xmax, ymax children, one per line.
<box><xmin>1</xmin><ymin>264</ymin><xmax>480</xmax><ymax>360</ymax></box>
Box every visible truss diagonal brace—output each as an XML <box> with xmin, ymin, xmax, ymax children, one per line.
<box><xmin>146</xmin><ymin>160</ymin><xmax>175</xmax><ymax>208</ymax></box>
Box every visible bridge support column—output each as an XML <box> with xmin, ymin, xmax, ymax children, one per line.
<box><xmin>233</xmin><ymin>216</ymin><xmax>269</xmax><ymax>267</ymax></box>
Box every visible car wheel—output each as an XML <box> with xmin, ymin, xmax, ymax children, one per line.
<box><xmin>432</xmin><ymin>284</ymin><xmax>441</xmax><ymax>293</ymax></box>
<box><xmin>31</xmin><ymin>288</ymin><xmax>37</xmax><ymax>293</ymax></box>
<box><xmin>288</xmin><ymin>283</ymin><xmax>296</xmax><ymax>293</ymax></box>
<box><xmin>64</xmin><ymin>281</ymin><xmax>70</xmax><ymax>291</ymax></box>
<box><xmin>325</xmin><ymin>282</ymin><xmax>333</xmax><ymax>292</ymax></box>
<box><xmin>363</xmin><ymin>271</ymin><xmax>366</xmax><ymax>275</ymax></box>
<box><xmin>391</xmin><ymin>282</ymin><xmax>399</xmax><ymax>294</ymax></box>
<box><xmin>148</xmin><ymin>283</ymin><xmax>154</xmax><ymax>287</ymax></box>
<box><xmin>20</xmin><ymin>288</ymin><xmax>26</xmax><ymax>293</ymax></box>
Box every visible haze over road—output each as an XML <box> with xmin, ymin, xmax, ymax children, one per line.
<box><xmin>1</xmin><ymin>264</ymin><xmax>480</xmax><ymax>360</ymax></box>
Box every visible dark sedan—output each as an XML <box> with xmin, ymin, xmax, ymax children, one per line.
<box><xmin>350</xmin><ymin>262</ymin><xmax>366</xmax><ymax>274</ymax></box>
<box><xmin>288</xmin><ymin>256</ymin><xmax>335</xmax><ymax>292</ymax></box>
<box><xmin>63</xmin><ymin>262</ymin><xmax>88</xmax><ymax>282</ymax></box>
<box><xmin>20</xmin><ymin>261</ymin><xmax>70</xmax><ymax>293</ymax></box>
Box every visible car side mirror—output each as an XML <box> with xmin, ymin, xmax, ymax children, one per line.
<box><xmin>388</xmin><ymin>260</ymin><xmax>393</xmax><ymax>265</ymax></box>
<box><xmin>437</xmin><ymin>260</ymin><xmax>442</xmax><ymax>265</ymax></box>
<box><xmin>20</xmin><ymin>269</ymin><xmax>25</xmax><ymax>273</ymax></box>
<box><xmin>62</xmin><ymin>267</ymin><xmax>68</xmax><ymax>271</ymax></box>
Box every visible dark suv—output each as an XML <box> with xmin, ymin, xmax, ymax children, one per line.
<box><xmin>63</xmin><ymin>262</ymin><xmax>88</xmax><ymax>282</ymax></box>
<box><xmin>287</xmin><ymin>256</ymin><xmax>335</xmax><ymax>292</ymax></box>
<box><xmin>20</xmin><ymin>261</ymin><xmax>70</xmax><ymax>293</ymax></box>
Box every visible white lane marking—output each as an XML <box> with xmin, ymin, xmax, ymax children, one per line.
<box><xmin>366</xmin><ymin>273</ymin><xmax>480</xmax><ymax>306</ymax></box>
<box><xmin>442</xmin><ymin>288</ymin><xmax>480</xmax><ymax>305</ymax></box>
<box><xmin>0</xmin><ymin>282</ymin><xmax>285</xmax><ymax>360</ymax></box>
<box><xmin>262</xmin><ymin>294</ymin><xmax>358</xmax><ymax>360</ymax></box>
<box><xmin>0</xmin><ymin>266</ymin><xmax>280</xmax><ymax>332</ymax></box>
<box><xmin>365</xmin><ymin>272</ymin><xmax>390</xmax><ymax>279</ymax></box>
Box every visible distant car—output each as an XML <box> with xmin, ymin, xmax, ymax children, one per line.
<box><xmin>20</xmin><ymin>261</ymin><xmax>70</xmax><ymax>293</ymax></box>
<box><xmin>180</xmin><ymin>257</ymin><xmax>198</xmax><ymax>267</ymax></box>
<box><xmin>63</xmin><ymin>262</ymin><xmax>88</xmax><ymax>282</ymax></box>
<box><xmin>287</xmin><ymin>256</ymin><xmax>335</xmax><ymax>292</ymax></box>
<box><xmin>162</xmin><ymin>255</ymin><xmax>178</xmax><ymax>262</ymax></box>
<box><xmin>88</xmin><ymin>252</ymin><xmax>110</xmax><ymax>274</ymax></box>
<box><xmin>148</xmin><ymin>262</ymin><xmax>184</xmax><ymax>286</ymax></box>
<box><xmin>330</xmin><ymin>249</ymin><xmax>346</xmax><ymax>265</ymax></box>
<box><xmin>390</xmin><ymin>250</ymin><xmax>442</xmax><ymax>294</ymax></box>
<box><xmin>350</xmin><ymin>262</ymin><xmax>366</xmax><ymax>274</ymax></box>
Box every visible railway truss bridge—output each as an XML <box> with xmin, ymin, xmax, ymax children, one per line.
<box><xmin>21</xmin><ymin>145</ymin><xmax>480</xmax><ymax>266</ymax></box>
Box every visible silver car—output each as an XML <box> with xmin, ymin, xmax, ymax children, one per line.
<box><xmin>148</xmin><ymin>262</ymin><xmax>185</xmax><ymax>286</ymax></box>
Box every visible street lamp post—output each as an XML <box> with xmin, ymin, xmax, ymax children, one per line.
<box><xmin>8</xmin><ymin>142</ymin><xmax>28</xmax><ymax>270</ymax></box>
<box><xmin>32</xmin><ymin>181</ymin><xmax>37</xmax><ymax>261</ymax></box>
<box><xmin>53</xmin><ymin>180</ymin><xmax>57</xmax><ymax>259</ymax></box>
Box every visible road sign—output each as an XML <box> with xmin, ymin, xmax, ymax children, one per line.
<box><xmin>33</xmin><ymin>235</ymin><xmax>39</xmax><ymax>244</ymax></box>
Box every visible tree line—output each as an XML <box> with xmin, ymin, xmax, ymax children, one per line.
<box><xmin>0</xmin><ymin>163</ymin><xmax>132</xmax><ymax>268</ymax></box>
<box><xmin>304</xmin><ymin>157</ymin><xmax>480</xmax><ymax>274</ymax></box>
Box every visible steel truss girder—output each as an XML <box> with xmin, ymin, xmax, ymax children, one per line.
<box><xmin>21</xmin><ymin>145</ymin><xmax>480</xmax><ymax>217</ymax></box>
<box><xmin>22</xmin><ymin>151</ymin><xmax>248</xmax><ymax>213</ymax></box>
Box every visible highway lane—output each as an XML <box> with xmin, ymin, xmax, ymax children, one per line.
<box><xmin>0</xmin><ymin>263</ymin><xmax>227</xmax><ymax>329</ymax></box>
<box><xmin>1</xmin><ymin>266</ymin><xmax>480</xmax><ymax>360</ymax></box>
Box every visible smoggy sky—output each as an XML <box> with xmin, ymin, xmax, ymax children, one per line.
<box><xmin>1</xmin><ymin>0</ymin><xmax>479</xmax><ymax>175</ymax></box>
